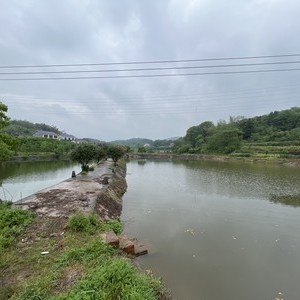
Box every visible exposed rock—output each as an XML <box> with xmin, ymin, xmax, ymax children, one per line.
<box><xmin>100</xmin><ymin>230</ymin><xmax>119</xmax><ymax>247</ymax></box>
<box><xmin>134</xmin><ymin>243</ymin><xmax>148</xmax><ymax>257</ymax></box>
<box><xmin>101</xmin><ymin>176</ymin><xmax>109</xmax><ymax>184</ymax></box>
<box><xmin>119</xmin><ymin>235</ymin><xmax>135</xmax><ymax>255</ymax></box>
<box><xmin>119</xmin><ymin>234</ymin><xmax>149</xmax><ymax>257</ymax></box>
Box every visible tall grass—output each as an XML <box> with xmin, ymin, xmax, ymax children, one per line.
<box><xmin>55</xmin><ymin>258</ymin><xmax>160</xmax><ymax>300</ymax></box>
<box><xmin>0</xmin><ymin>200</ymin><xmax>34</xmax><ymax>250</ymax></box>
<box><xmin>67</xmin><ymin>212</ymin><xmax>122</xmax><ymax>234</ymax></box>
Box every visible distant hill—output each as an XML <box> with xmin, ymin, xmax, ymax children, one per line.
<box><xmin>4</xmin><ymin>120</ymin><xmax>61</xmax><ymax>137</ymax></box>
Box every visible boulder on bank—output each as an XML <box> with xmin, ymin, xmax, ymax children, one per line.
<box><xmin>100</xmin><ymin>232</ymin><xmax>148</xmax><ymax>257</ymax></box>
<box><xmin>100</xmin><ymin>230</ymin><xmax>119</xmax><ymax>247</ymax></box>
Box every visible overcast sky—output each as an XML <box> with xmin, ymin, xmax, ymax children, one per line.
<box><xmin>0</xmin><ymin>0</ymin><xmax>300</xmax><ymax>141</ymax></box>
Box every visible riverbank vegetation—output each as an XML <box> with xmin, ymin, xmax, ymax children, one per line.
<box><xmin>70</xmin><ymin>143</ymin><xmax>127</xmax><ymax>171</ymax></box>
<box><xmin>2</xmin><ymin>101</ymin><xmax>300</xmax><ymax>162</ymax></box>
<box><xmin>172</xmin><ymin>107</ymin><xmax>300</xmax><ymax>158</ymax></box>
<box><xmin>0</xmin><ymin>207</ymin><xmax>165</xmax><ymax>299</ymax></box>
<box><xmin>0</xmin><ymin>200</ymin><xmax>34</xmax><ymax>251</ymax></box>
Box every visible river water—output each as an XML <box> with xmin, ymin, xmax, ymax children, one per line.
<box><xmin>0</xmin><ymin>160</ymin><xmax>81</xmax><ymax>202</ymax></box>
<box><xmin>121</xmin><ymin>160</ymin><xmax>300</xmax><ymax>300</ymax></box>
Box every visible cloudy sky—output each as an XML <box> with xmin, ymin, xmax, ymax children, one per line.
<box><xmin>0</xmin><ymin>0</ymin><xmax>300</xmax><ymax>141</ymax></box>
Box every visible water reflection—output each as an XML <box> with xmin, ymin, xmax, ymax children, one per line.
<box><xmin>269</xmin><ymin>194</ymin><xmax>300</xmax><ymax>207</ymax></box>
<box><xmin>0</xmin><ymin>160</ymin><xmax>80</xmax><ymax>201</ymax></box>
<box><xmin>122</xmin><ymin>160</ymin><xmax>300</xmax><ymax>300</ymax></box>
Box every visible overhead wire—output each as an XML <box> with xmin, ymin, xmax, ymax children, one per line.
<box><xmin>1</xmin><ymin>53</ymin><xmax>300</xmax><ymax>69</ymax></box>
<box><xmin>1</xmin><ymin>67</ymin><xmax>300</xmax><ymax>80</ymax></box>
<box><xmin>5</xmin><ymin>87</ymin><xmax>300</xmax><ymax>107</ymax></box>
<box><xmin>1</xmin><ymin>60</ymin><xmax>300</xmax><ymax>75</ymax></box>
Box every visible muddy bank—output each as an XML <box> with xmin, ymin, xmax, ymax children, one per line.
<box><xmin>130</xmin><ymin>153</ymin><xmax>300</xmax><ymax>167</ymax></box>
<box><xmin>14</xmin><ymin>159</ymin><xmax>127</xmax><ymax>220</ymax></box>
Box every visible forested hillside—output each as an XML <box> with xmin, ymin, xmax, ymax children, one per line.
<box><xmin>3</xmin><ymin>120</ymin><xmax>61</xmax><ymax>136</ymax></box>
<box><xmin>173</xmin><ymin>107</ymin><xmax>300</xmax><ymax>158</ymax></box>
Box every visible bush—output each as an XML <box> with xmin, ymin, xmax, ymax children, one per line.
<box><xmin>0</xmin><ymin>200</ymin><xmax>34</xmax><ymax>250</ymax></box>
<box><xmin>102</xmin><ymin>219</ymin><xmax>122</xmax><ymax>235</ymax></box>
<box><xmin>67</xmin><ymin>212</ymin><xmax>123</xmax><ymax>235</ymax></box>
<box><xmin>81</xmin><ymin>164</ymin><xmax>90</xmax><ymax>172</ymax></box>
<box><xmin>67</xmin><ymin>212</ymin><xmax>99</xmax><ymax>234</ymax></box>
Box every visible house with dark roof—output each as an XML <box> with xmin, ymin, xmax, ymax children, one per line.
<box><xmin>59</xmin><ymin>133</ymin><xmax>77</xmax><ymax>141</ymax></box>
<box><xmin>34</xmin><ymin>130</ymin><xmax>78</xmax><ymax>142</ymax></box>
<box><xmin>34</xmin><ymin>130</ymin><xmax>59</xmax><ymax>139</ymax></box>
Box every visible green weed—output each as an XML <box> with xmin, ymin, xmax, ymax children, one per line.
<box><xmin>67</xmin><ymin>212</ymin><xmax>122</xmax><ymax>235</ymax></box>
<box><xmin>59</xmin><ymin>240</ymin><xmax>115</xmax><ymax>266</ymax></box>
<box><xmin>55</xmin><ymin>258</ymin><xmax>160</xmax><ymax>300</ymax></box>
<box><xmin>0</xmin><ymin>200</ymin><xmax>34</xmax><ymax>250</ymax></box>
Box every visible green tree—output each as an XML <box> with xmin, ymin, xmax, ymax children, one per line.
<box><xmin>185</xmin><ymin>121</ymin><xmax>215</xmax><ymax>147</ymax></box>
<box><xmin>0</xmin><ymin>102</ymin><xmax>18</xmax><ymax>160</ymax></box>
<box><xmin>0</xmin><ymin>102</ymin><xmax>9</xmax><ymax>130</ymax></box>
<box><xmin>138</xmin><ymin>146</ymin><xmax>147</xmax><ymax>153</ymax></box>
<box><xmin>71</xmin><ymin>143</ymin><xmax>97</xmax><ymax>171</ymax></box>
<box><xmin>107</xmin><ymin>144</ymin><xmax>126</xmax><ymax>163</ymax></box>
<box><xmin>95</xmin><ymin>145</ymin><xmax>107</xmax><ymax>164</ymax></box>
<box><xmin>206</xmin><ymin>127</ymin><xmax>242</xmax><ymax>154</ymax></box>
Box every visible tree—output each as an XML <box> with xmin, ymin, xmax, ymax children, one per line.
<box><xmin>95</xmin><ymin>145</ymin><xmax>107</xmax><ymax>164</ymax></box>
<box><xmin>184</xmin><ymin>121</ymin><xmax>215</xmax><ymax>147</ymax></box>
<box><xmin>107</xmin><ymin>144</ymin><xmax>126</xmax><ymax>163</ymax></box>
<box><xmin>138</xmin><ymin>146</ymin><xmax>147</xmax><ymax>153</ymax></box>
<box><xmin>71</xmin><ymin>143</ymin><xmax>97</xmax><ymax>171</ymax></box>
<box><xmin>206</xmin><ymin>127</ymin><xmax>242</xmax><ymax>154</ymax></box>
<box><xmin>0</xmin><ymin>102</ymin><xmax>9</xmax><ymax>130</ymax></box>
<box><xmin>0</xmin><ymin>102</ymin><xmax>18</xmax><ymax>160</ymax></box>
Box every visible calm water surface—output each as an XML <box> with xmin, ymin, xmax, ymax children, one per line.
<box><xmin>121</xmin><ymin>160</ymin><xmax>300</xmax><ymax>300</ymax></box>
<box><xmin>0</xmin><ymin>160</ymin><xmax>81</xmax><ymax>202</ymax></box>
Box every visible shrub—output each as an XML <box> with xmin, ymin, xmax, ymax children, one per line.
<box><xmin>67</xmin><ymin>212</ymin><xmax>98</xmax><ymax>234</ymax></box>
<box><xmin>102</xmin><ymin>219</ymin><xmax>122</xmax><ymax>235</ymax></box>
<box><xmin>0</xmin><ymin>200</ymin><xmax>34</xmax><ymax>250</ymax></box>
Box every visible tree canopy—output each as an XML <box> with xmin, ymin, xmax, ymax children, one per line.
<box><xmin>173</xmin><ymin>107</ymin><xmax>300</xmax><ymax>155</ymax></box>
<box><xmin>71</xmin><ymin>143</ymin><xmax>97</xmax><ymax>171</ymax></box>
<box><xmin>0</xmin><ymin>102</ymin><xmax>9</xmax><ymax>130</ymax></box>
<box><xmin>0</xmin><ymin>102</ymin><xmax>18</xmax><ymax>160</ymax></box>
<box><xmin>107</xmin><ymin>144</ymin><xmax>126</xmax><ymax>163</ymax></box>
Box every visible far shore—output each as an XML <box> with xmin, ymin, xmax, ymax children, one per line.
<box><xmin>129</xmin><ymin>152</ymin><xmax>300</xmax><ymax>168</ymax></box>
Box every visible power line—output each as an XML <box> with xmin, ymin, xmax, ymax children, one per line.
<box><xmin>1</xmin><ymin>53</ymin><xmax>300</xmax><ymax>69</ymax></box>
<box><xmin>7</xmin><ymin>82</ymin><xmax>299</xmax><ymax>102</ymax></box>
<box><xmin>8</xmin><ymin>99</ymin><xmax>297</xmax><ymax>116</ymax></box>
<box><xmin>6</xmin><ymin>87</ymin><xmax>300</xmax><ymax>106</ymax></box>
<box><xmin>1</xmin><ymin>60</ymin><xmax>300</xmax><ymax>75</ymax></box>
<box><xmin>1</xmin><ymin>67</ymin><xmax>300</xmax><ymax>80</ymax></box>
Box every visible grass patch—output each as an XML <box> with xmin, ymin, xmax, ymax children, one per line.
<box><xmin>0</xmin><ymin>200</ymin><xmax>34</xmax><ymax>250</ymax></box>
<box><xmin>1</xmin><ymin>212</ymin><xmax>165</xmax><ymax>300</ymax></box>
<box><xmin>67</xmin><ymin>212</ymin><xmax>122</xmax><ymax>234</ymax></box>
<box><xmin>58</xmin><ymin>240</ymin><xmax>115</xmax><ymax>266</ymax></box>
<box><xmin>54</xmin><ymin>258</ymin><xmax>161</xmax><ymax>300</ymax></box>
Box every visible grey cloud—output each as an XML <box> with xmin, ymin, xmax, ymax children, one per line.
<box><xmin>0</xmin><ymin>0</ymin><xmax>300</xmax><ymax>141</ymax></box>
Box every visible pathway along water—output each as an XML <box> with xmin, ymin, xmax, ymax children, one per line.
<box><xmin>121</xmin><ymin>159</ymin><xmax>300</xmax><ymax>300</ymax></box>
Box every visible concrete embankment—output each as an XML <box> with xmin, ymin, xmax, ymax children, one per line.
<box><xmin>14</xmin><ymin>159</ymin><xmax>127</xmax><ymax>219</ymax></box>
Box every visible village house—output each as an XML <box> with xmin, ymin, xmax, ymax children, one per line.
<box><xmin>34</xmin><ymin>130</ymin><xmax>59</xmax><ymax>139</ymax></box>
<box><xmin>34</xmin><ymin>130</ymin><xmax>78</xmax><ymax>142</ymax></box>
